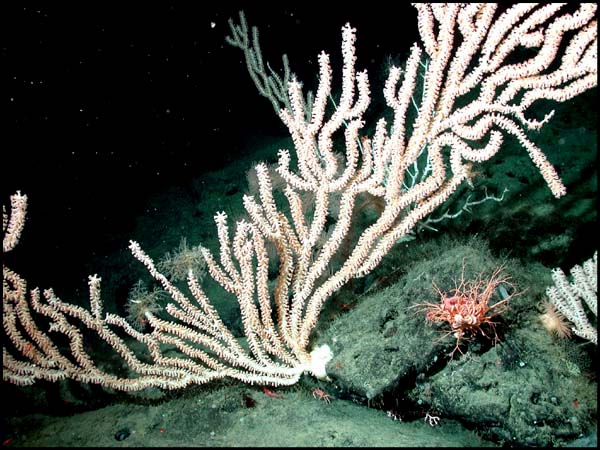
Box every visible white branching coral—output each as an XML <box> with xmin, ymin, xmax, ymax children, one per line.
<box><xmin>546</xmin><ymin>252</ymin><xmax>597</xmax><ymax>345</ymax></box>
<box><xmin>3</xmin><ymin>4</ymin><xmax>598</xmax><ymax>390</ymax></box>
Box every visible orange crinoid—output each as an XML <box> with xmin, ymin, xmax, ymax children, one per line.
<box><xmin>417</xmin><ymin>262</ymin><xmax>517</xmax><ymax>356</ymax></box>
